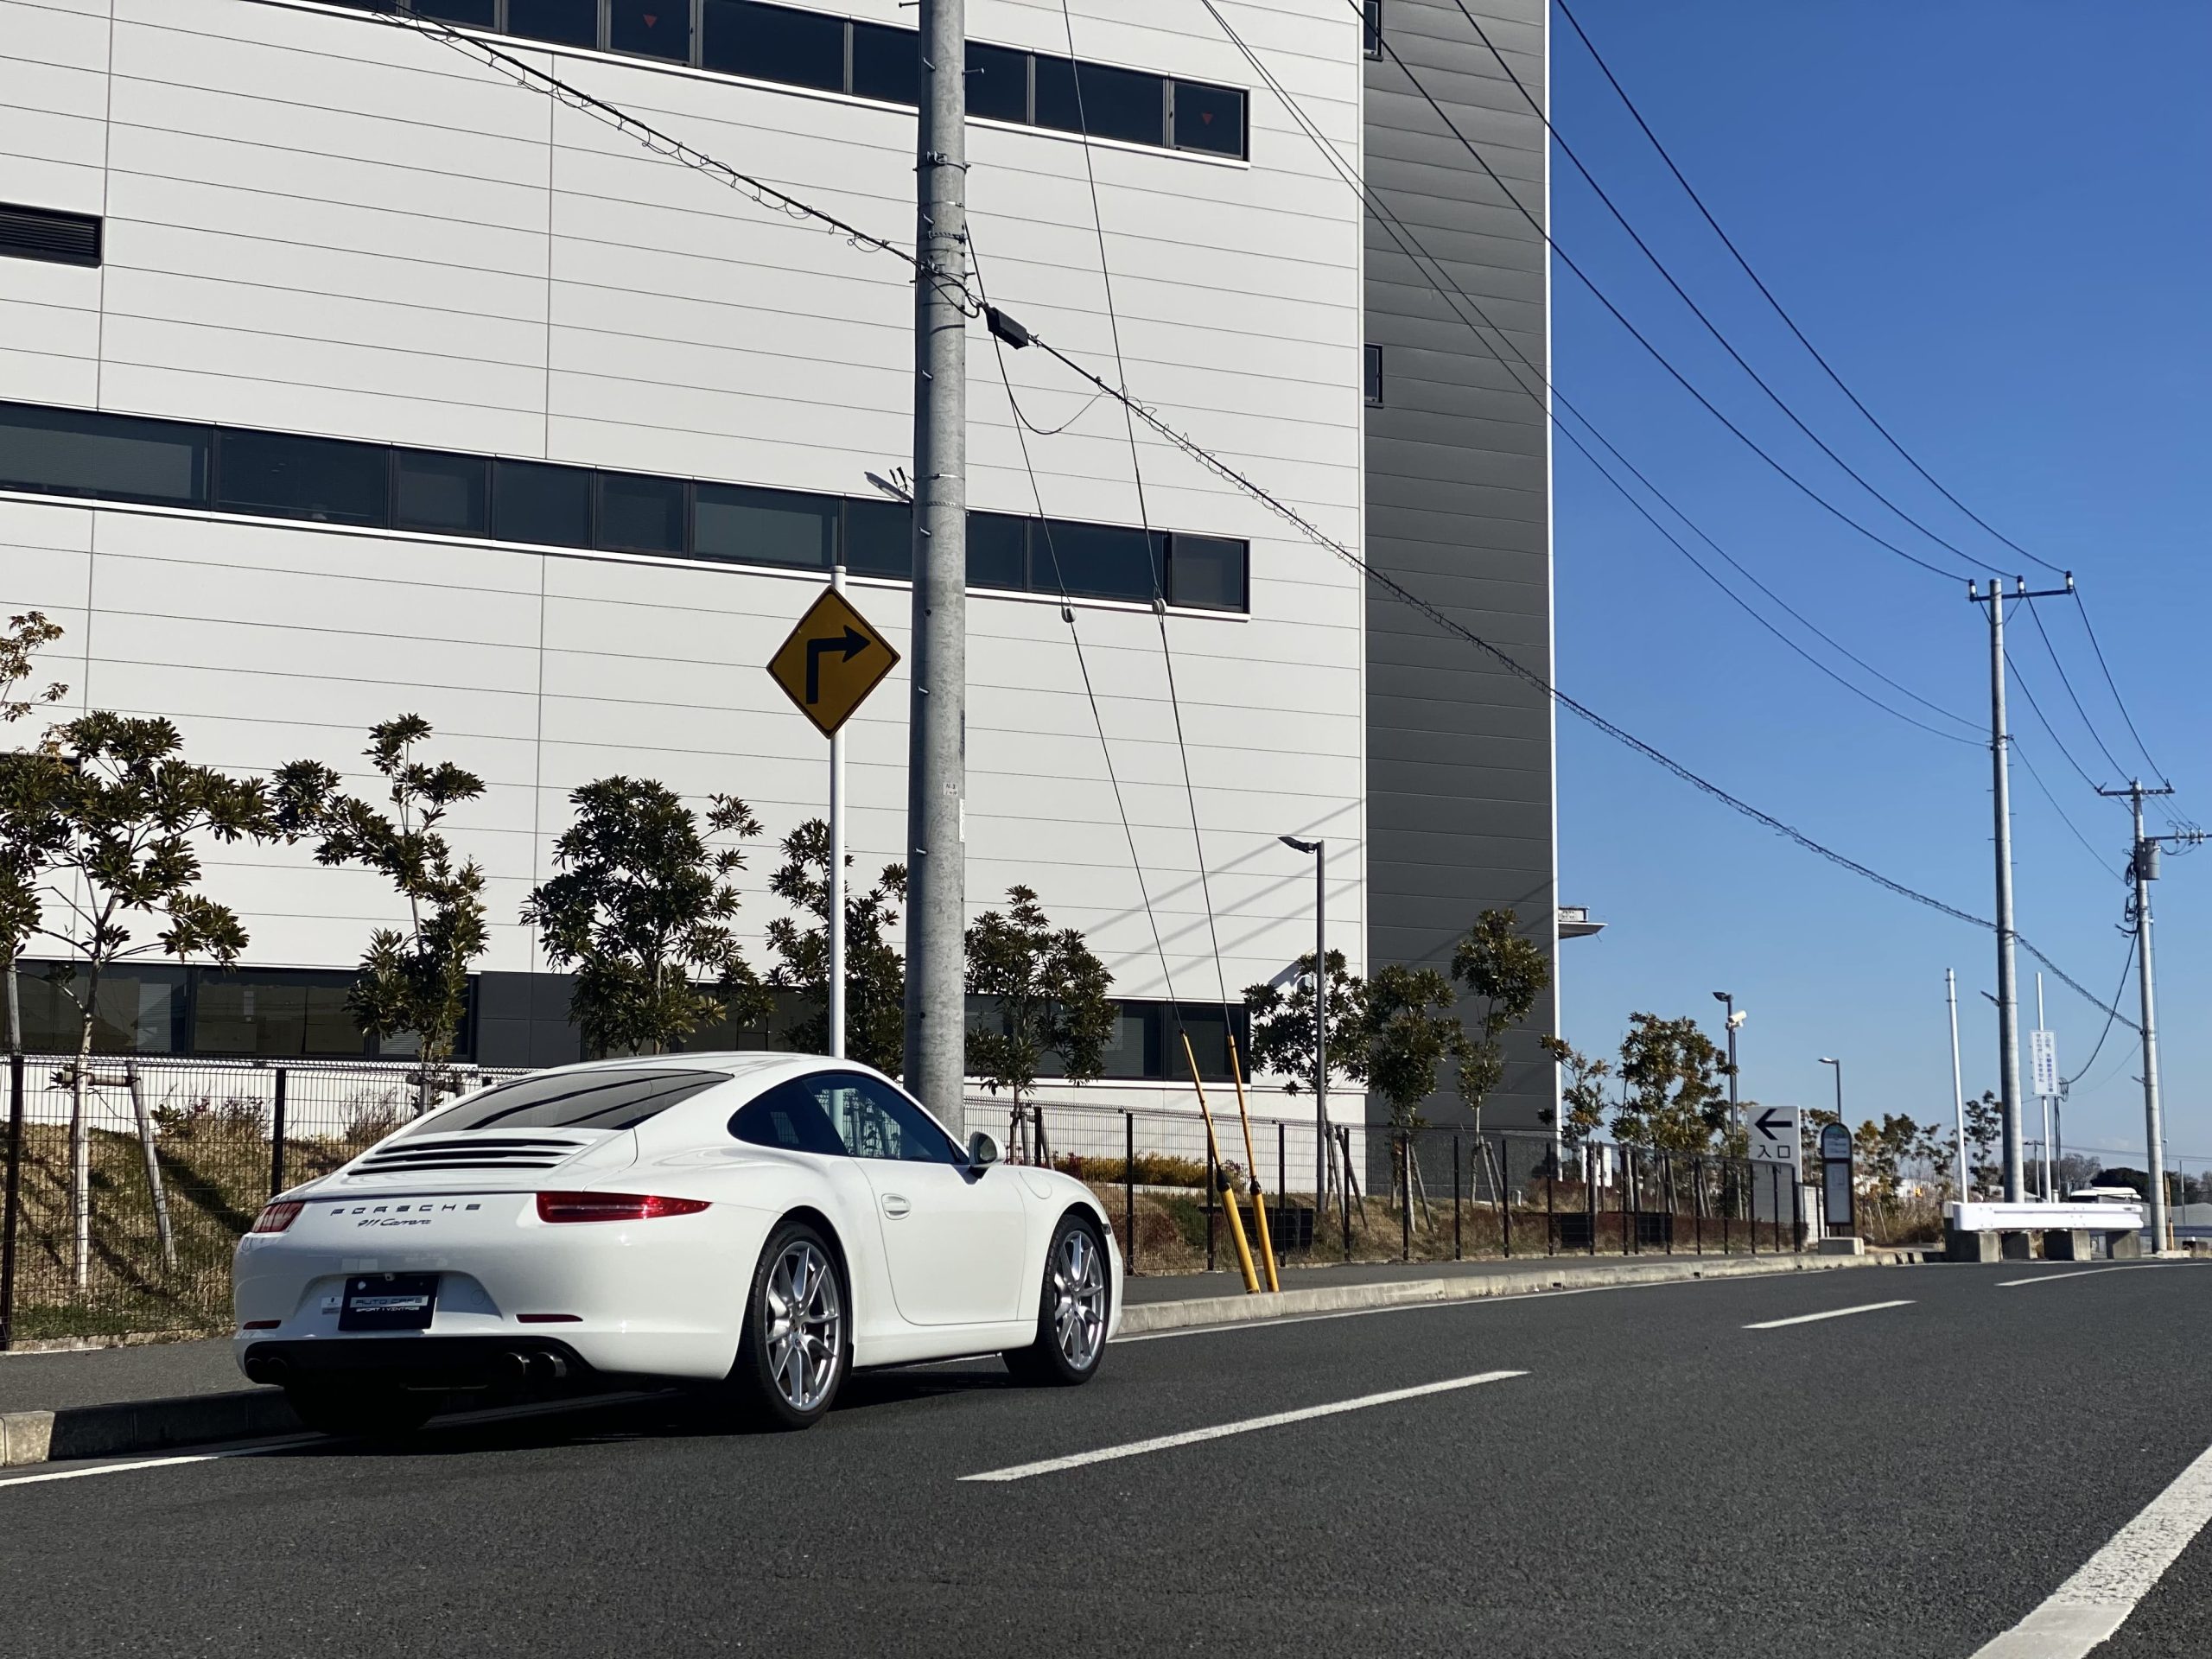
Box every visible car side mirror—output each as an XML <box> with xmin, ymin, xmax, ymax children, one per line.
<box><xmin>967</xmin><ymin>1130</ymin><xmax>1003</xmax><ymax>1169</ymax></box>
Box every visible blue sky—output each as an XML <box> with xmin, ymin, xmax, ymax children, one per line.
<box><xmin>1546</xmin><ymin>2</ymin><xmax>2209</xmax><ymax>1171</ymax></box>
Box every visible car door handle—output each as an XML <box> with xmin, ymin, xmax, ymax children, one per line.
<box><xmin>880</xmin><ymin>1194</ymin><xmax>911</xmax><ymax>1218</ymax></box>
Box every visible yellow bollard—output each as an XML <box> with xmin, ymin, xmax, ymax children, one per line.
<box><xmin>1184</xmin><ymin>1033</ymin><xmax>1260</xmax><ymax>1294</ymax></box>
<box><xmin>1227</xmin><ymin>1036</ymin><xmax>1280</xmax><ymax>1292</ymax></box>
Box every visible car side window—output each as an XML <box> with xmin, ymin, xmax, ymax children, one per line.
<box><xmin>804</xmin><ymin>1072</ymin><xmax>963</xmax><ymax>1166</ymax></box>
<box><xmin>728</xmin><ymin>1081</ymin><xmax>848</xmax><ymax>1157</ymax></box>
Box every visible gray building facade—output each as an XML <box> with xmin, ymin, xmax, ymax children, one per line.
<box><xmin>1363</xmin><ymin>0</ymin><xmax>1558</xmax><ymax>1132</ymax></box>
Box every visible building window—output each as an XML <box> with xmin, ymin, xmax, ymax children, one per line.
<box><xmin>596</xmin><ymin>471</ymin><xmax>687</xmax><ymax>556</ymax></box>
<box><xmin>1363</xmin><ymin>1</ymin><xmax>1384</xmax><ymax>60</ymax></box>
<box><xmin>413</xmin><ymin>0</ymin><xmax>495</xmax><ymax>23</ymax></box>
<box><xmin>849</xmin><ymin>19</ymin><xmax>918</xmax><ymax>107</ymax></box>
<box><xmin>703</xmin><ymin>0</ymin><xmax>845</xmax><ymax>93</ymax></box>
<box><xmin>13</xmin><ymin>963</ymin><xmax>451</xmax><ymax>1060</ymax></box>
<box><xmin>493</xmin><ymin>458</ymin><xmax>593</xmax><ymax>548</ymax></box>
<box><xmin>1364</xmin><ymin>343</ymin><xmax>1384</xmax><ymax>406</ymax></box>
<box><xmin>507</xmin><ymin>0</ymin><xmax>599</xmax><ymax>48</ymax></box>
<box><xmin>608</xmin><ymin>0</ymin><xmax>687</xmax><ymax>60</ymax></box>
<box><xmin>394</xmin><ymin>449</ymin><xmax>490</xmax><ymax>537</ymax></box>
<box><xmin>0</xmin><ymin>401</ymin><xmax>207</xmax><ymax>507</ymax></box>
<box><xmin>965</xmin><ymin>41</ymin><xmax>1032</xmax><ymax>124</ymax></box>
<box><xmin>1034</xmin><ymin>55</ymin><xmax>1169</xmax><ymax>148</ymax></box>
<box><xmin>1173</xmin><ymin>82</ymin><xmax>1246</xmax><ymax>157</ymax></box>
<box><xmin>0</xmin><ymin>401</ymin><xmax>1249</xmax><ymax>614</ymax></box>
<box><xmin>214</xmin><ymin>429</ymin><xmax>387</xmax><ymax>527</ymax></box>
<box><xmin>1168</xmin><ymin>534</ymin><xmax>1249</xmax><ymax>612</ymax></box>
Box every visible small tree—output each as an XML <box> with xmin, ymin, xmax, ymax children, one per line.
<box><xmin>1962</xmin><ymin>1089</ymin><xmax>2003</xmax><ymax>1197</ymax></box>
<box><xmin>1541</xmin><ymin>1034</ymin><xmax>1611</xmax><ymax>1156</ymax></box>
<box><xmin>521</xmin><ymin>778</ymin><xmax>768</xmax><ymax>1057</ymax></box>
<box><xmin>964</xmin><ymin>886</ymin><xmax>1115</xmax><ymax>1154</ymax></box>
<box><xmin>1448</xmin><ymin>907</ymin><xmax>1549</xmax><ymax>1132</ymax></box>
<box><xmin>763</xmin><ymin>818</ymin><xmax>907</xmax><ymax>1073</ymax></box>
<box><xmin>12</xmin><ymin>713</ymin><xmax>270</xmax><ymax>1286</ymax></box>
<box><xmin>1</xmin><ymin>611</ymin><xmax>68</xmax><ymax>1054</ymax></box>
<box><xmin>1243</xmin><ymin>948</ymin><xmax>1367</xmax><ymax>1098</ymax></box>
<box><xmin>1611</xmin><ymin>1012</ymin><xmax>1732</xmax><ymax>1153</ymax></box>
<box><xmin>1358</xmin><ymin>964</ymin><xmax>1469</xmax><ymax>1134</ymax></box>
<box><xmin>274</xmin><ymin>715</ymin><xmax>488</xmax><ymax>1115</ymax></box>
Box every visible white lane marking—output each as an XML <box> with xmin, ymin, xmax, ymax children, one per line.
<box><xmin>1999</xmin><ymin>1265</ymin><xmax>2173</xmax><ymax>1287</ymax></box>
<box><xmin>1744</xmin><ymin>1299</ymin><xmax>1914</xmax><ymax>1330</ymax></box>
<box><xmin>960</xmin><ymin>1369</ymin><xmax>1527</xmax><ymax>1483</ymax></box>
<box><xmin>1969</xmin><ymin>1439</ymin><xmax>2212</xmax><ymax>1658</ymax></box>
<box><xmin>0</xmin><ymin>1389</ymin><xmax>671</xmax><ymax>1492</ymax></box>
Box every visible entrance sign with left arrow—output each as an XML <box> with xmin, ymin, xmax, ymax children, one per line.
<box><xmin>1747</xmin><ymin>1103</ymin><xmax>1799</xmax><ymax>1169</ymax></box>
<box><xmin>767</xmin><ymin>585</ymin><xmax>899</xmax><ymax>738</ymax></box>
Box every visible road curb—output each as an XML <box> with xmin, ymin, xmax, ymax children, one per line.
<box><xmin>1117</xmin><ymin>1250</ymin><xmax>1905</xmax><ymax>1337</ymax></box>
<box><xmin>0</xmin><ymin>1389</ymin><xmax>299</xmax><ymax>1468</ymax></box>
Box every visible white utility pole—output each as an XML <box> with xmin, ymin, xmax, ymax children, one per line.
<box><xmin>2098</xmin><ymin>779</ymin><xmax>2184</xmax><ymax>1255</ymax></box>
<box><xmin>902</xmin><ymin>0</ymin><xmax>970</xmax><ymax>1130</ymax></box>
<box><xmin>1970</xmin><ymin>575</ymin><xmax>2070</xmax><ymax>1202</ymax></box>
<box><xmin>1947</xmin><ymin>969</ymin><xmax>1968</xmax><ymax>1200</ymax></box>
<box><xmin>829</xmin><ymin>563</ymin><xmax>849</xmax><ymax>1059</ymax></box>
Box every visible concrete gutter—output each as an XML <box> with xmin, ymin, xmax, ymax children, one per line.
<box><xmin>1117</xmin><ymin>1248</ymin><xmax>1916</xmax><ymax>1337</ymax></box>
<box><xmin>1</xmin><ymin>1249</ymin><xmax>1932</xmax><ymax>1468</ymax></box>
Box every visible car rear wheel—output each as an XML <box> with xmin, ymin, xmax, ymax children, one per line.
<box><xmin>730</xmin><ymin>1221</ymin><xmax>848</xmax><ymax>1430</ymax></box>
<box><xmin>1003</xmin><ymin>1213</ymin><xmax>1109</xmax><ymax>1387</ymax></box>
<box><xmin>284</xmin><ymin>1381</ymin><xmax>436</xmax><ymax>1441</ymax></box>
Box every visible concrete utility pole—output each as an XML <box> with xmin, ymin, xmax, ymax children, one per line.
<box><xmin>2097</xmin><ymin>779</ymin><xmax>2186</xmax><ymax>1255</ymax></box>
<box><xmin>903</xmin><ymin>0</ymin><xmax>970</xmax><ymax>1130</ymax></box>
<box><xmin>1946</xmin><ymin>969</ymin><xmax>1968</xmax><ymax>1200</ymax></box>
<box><xmin>1969</xmin><ymin>575</ymin><xmax>2071</xmax><ymax>1203</ymax></box>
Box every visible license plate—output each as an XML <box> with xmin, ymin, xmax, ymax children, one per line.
<box><xmin>339</xmin><ymin>1273</ymin><xmax>438</xmax><ymax>1332</ymax></box>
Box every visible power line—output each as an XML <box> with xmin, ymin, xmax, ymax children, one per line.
<box><xmin>2010</xmin><ymin>741</ymin><xmax>2123</xmax><ymax>880</ymax></box>
<box><xmin>2063</xmin><ymin>930</ymin><xmax>2137</xmax><ymax>1088</ymax></box>
<box><xmin>2024</xmin><ymin>596</ymin><xmax>2128</xmax><ymax>782</ymax></box>
<box><xmin>1551</xmin><ymin>0</ymin><xmax>2180</xmax><ymax>804</ymax></box>
<box><xmin>1202</xmin><ymin>0</ymin><xmax>1979</xmax><ymax>747</ymax></box>
<box><xmin>1351</xmin><ymin>3</ymin><xmax>1976</xmax><ymax>582</ymax></box>
<box><xmin>2006</xmin><ymin>657</ymin><xmax>2105</xmax><ymax>797</ymax></box>
<box><xmin>1438</xmin><ymin>0</ymin><xmax>2005</xmax><ymax>578</ymax></box>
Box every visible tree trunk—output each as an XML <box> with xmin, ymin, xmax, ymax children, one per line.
<box><xmin>71</xmin><ymin>1014</ymin><xmax>92</xmax><ymax>1292</ymax></box>
<box><xmin>125</xmin><ymin>1061</ymin><xmax>177</xmax><ymax>1273</ymax></box>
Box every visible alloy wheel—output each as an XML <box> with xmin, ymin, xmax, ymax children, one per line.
<box><xmin>764</xmin><ymin>1239</ymin><xmax>842</xmax><ymax>1412</ymax></box>
<box><xmin>1050</xmin><ymin>1228</ymin><xmax>1107</xmax><ymax>1371</ymax></box>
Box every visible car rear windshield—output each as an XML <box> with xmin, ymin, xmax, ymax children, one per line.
<box><xmin>414</xmin><ymin>1069</ymin><xmax>723</xmax><ymax>1135</ymax></box>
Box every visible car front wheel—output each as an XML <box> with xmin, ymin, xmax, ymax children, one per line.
<box><xmin>1003</xmin><ymin>1214</ymin><xmax>1109</xmax><ymax>1387</ymax></box>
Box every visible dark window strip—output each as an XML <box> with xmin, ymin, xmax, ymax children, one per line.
<box><xmin>321</xmin><ymin>0</ymin><xmax>1247</xmax><ymax>159</ymax></box>
<box><xmin>0</xmin><ymin>399</ymin><xmax>1249</xmax><ymax>612</ymax></box>
<box><xmin>0</xmin><ymin>203</ymin><xmax>102</xmax><ymax>268</ymax></box>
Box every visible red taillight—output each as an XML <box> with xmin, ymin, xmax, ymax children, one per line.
<box><xmin>250</xmin><ymin>1201</ymin><xmax>304</xmax><ymax>1234</ymax></box>
<box><xmin>535</xmin><ymin>1192</ymin><xmax>709</xmax><ymax>1224</ymax></box>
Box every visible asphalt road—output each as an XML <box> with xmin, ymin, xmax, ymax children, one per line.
<box><xmin>3</xmin><ymin>1262</ymin><xmax>2208</xmax><ymax>1657</ymax></box>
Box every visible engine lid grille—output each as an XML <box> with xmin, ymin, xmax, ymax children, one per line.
<box><xmin>348</xmin><ymin>1135</ymin><xmax>594</xmax><ymax>1175</ymax></box>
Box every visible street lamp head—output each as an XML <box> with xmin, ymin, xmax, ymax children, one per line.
<box><xmin>1818</xmin><ymin>1056</ymin><xmax>1839</xmax><ymax>1066</ymax></box>
<box><xmin>1712</xmin><ymin>990</ymin><xmax>1732</xmax><ymax>1003</ymax></box>
<box><xmin>1280</xmin><ymin>835</ymin><xmax>1320</xmax><ymax>855</ymax></box>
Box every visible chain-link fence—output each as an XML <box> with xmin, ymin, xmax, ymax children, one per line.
<box><xmin>1</xmin><ymin>1055</ymin><xmax>1817</xmax><ymax>1345</ymax></box>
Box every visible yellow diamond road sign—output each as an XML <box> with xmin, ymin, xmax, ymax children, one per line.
<box><xmin>767</xmin><ymin>586</ymin><xmax>899</xmax><ymax>739</ymax></box>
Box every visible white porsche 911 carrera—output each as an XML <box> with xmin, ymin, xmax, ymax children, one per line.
<box><xmin>233</xmin><ymin>1054</ymin><xmax>1120</xmax><ymax>1436</ymax></box>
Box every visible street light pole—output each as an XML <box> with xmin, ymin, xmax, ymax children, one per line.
<box><xmin>1818</xmin><ymin>1056</ymin><xmax>1843</xmax><ymax>1123</ymax></box>
<box><xmin>1281</xmin><ymin>836</ymin><xmax>1326</xmax><ymax>1211</ymax></box>
<box><xmin>1712</xmin><ymin>991</ymin><xmax>1739</xmax><ymax>1136</ymax></box>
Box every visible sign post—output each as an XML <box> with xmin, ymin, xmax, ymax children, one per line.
<box><xmin>2031</xmin><ymin>1028</ymin><xmax>2059</xmax><ymax>1199</ymax></box>
<box><xmin>1820</xmin><ymin>1121</ymin><xmax>1855</xmax><ymax>1237</ymax></box>
<box><xmin>768</xmin><ymin>579</ymin><xmax>900</xmax><ymax>1059</ymax></box>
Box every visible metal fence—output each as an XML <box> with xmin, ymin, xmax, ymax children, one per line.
<box><xmin>0</xmin><ymin>1055</ymin><xmax>1815</xmax><ymax>1346</ymax></box>
<box><xmin>978</xmin><ymin>1094</ymin><xmax>1812</xmax><ymax>1280</ymax></box>
<box><xmin>0</xmin><ymin>1052</ymin><xmax>526</xmax><ymax>1348</ymax></box>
